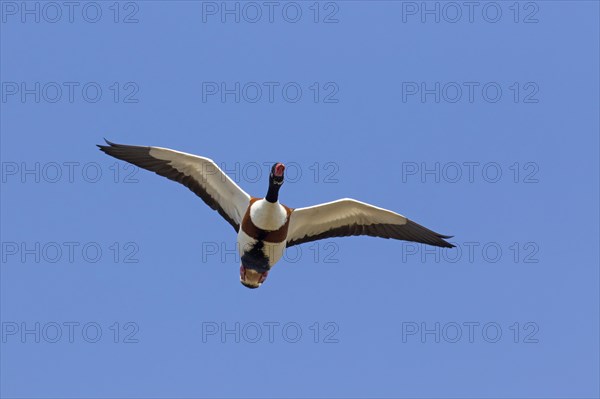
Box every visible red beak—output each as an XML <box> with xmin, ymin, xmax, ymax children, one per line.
<box><xmin>274</xmin><ymin>163</ymin><xmax>285</xmax><ymax>177</ymax></box>
<box><xmin>240</xmin><ymin>265</ymin><xmax>269</xmax><ymax>288</ymax></box>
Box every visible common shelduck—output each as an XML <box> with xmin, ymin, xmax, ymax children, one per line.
<box><xmin>98</xmin><ymin>140</ymin><xmax>455</xmax><ymax>289</ymax></box>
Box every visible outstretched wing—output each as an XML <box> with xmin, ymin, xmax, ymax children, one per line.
<box><xmin>286</xmin><ymin>198</ymin><xmax>454</xmax><ymax>248</ymax></box>
<box><xmin>98</xmin><ymin>140</ymin><xmax>250</xmax><ymax>231</ymax></box>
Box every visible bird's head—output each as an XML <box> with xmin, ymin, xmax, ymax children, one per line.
<box><xmin>270</xmin><ymin>162</ymin><xmax>285</xmax><ymax>186</ymax></box>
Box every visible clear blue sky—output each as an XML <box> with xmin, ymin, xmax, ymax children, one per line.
<box><xmin>1</xmin><ymin>1</ymin><xmax>599</xmax><ymax>398</ymax></box>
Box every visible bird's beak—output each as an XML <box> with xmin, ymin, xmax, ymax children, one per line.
<box><xmin>240</xmin><ymin>265</ymin><xmax>268</xmax><ymax>289</ymax></box>
<box><xmin>274</xmin><ymin>163</ymin><xmax>285</xmax><ymax>177</ymax></box>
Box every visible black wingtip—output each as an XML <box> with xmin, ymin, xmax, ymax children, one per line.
<box><xmin>440</xmin><ymin>235</ymin><xmax>455</xmax><ymax>248</ymax></box>
<box><xmin>98</xmin><ymin>138</ymin><xmax>116</xmax><ymax>152</ymax></box>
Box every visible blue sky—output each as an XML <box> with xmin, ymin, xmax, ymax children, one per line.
<box><xmin>1</xmin><ymin>1</ymin><xmax>599</xmax><ymax>398</ymax></box>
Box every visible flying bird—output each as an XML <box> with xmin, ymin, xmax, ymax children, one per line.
<box><xmin>98</xmin><ymin>140</ymin><xmax>455</xmax><ymax>289</ymax></box>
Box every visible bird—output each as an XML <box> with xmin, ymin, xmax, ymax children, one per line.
<box><xmin>98</xmin><ymin>140</ymin><xmax>455</xmax><ymax>289</ymax></box>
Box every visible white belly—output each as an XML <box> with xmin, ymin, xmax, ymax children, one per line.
<box><xmin>250</xmin><ymin>199</ymin><xmax>287</xmax><ymax>231</ymax></box>
<box><xmin>237</xmin><ymin>229</ymin><xmax>286</xmax><ymax>267</ymax></box>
